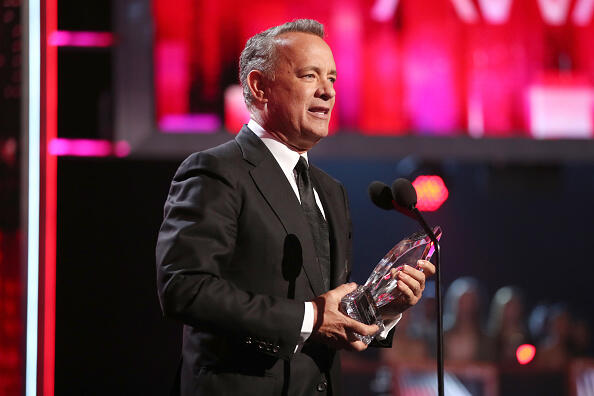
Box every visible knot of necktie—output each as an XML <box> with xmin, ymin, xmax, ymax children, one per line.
<box><xmin>294</xmin><ymin>156</ymin><xmax>309</xmax><ymax>177</ymax></box>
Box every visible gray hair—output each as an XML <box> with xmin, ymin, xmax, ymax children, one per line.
<box><xmin>239</xmin><ymin>19</ymin><xmax>325</xmax><ymax>109</ymax></box>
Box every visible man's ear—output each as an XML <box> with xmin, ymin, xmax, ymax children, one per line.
<box><xmin>247</xmin><ymin>70</ymin><xmax>268</xmax><ymax>105</ymax></box>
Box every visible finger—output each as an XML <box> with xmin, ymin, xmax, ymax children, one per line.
<box><xmin>349</xmin><ymin>340</ymin><xmax>369</xmax><ymax>352</ymax></box>
<box><xmin>333</xmin><ymin>282</ymin><xmax>358</xmax><ymax>298</ymax></box>
<box><xmin>397</xmin><ymin>276</ymin><xmax>418</xmax><ymax>302</ymax></box>
<box><xmin>417</xmin><ymin>260</ymin><xmax>436</xmax><ymax>276</ymax></box>
<box><xmin>398</xmin><ymin>270</ymin><xmax>422</xmax><ymax>297</ymax></box>
<box><xmin>348</xmin><ymin>319</ymin><xmax>379</xmax><ymax>337</ymax></box>
<box><xmin>346</xmin><ymin>330</ymin><xmax>360</xmax><ymax>343</ymax></box>
<box><xmin>403</xmin><ymin>264</ymin><xmax>426</xmax><ymax>288</ymax></box>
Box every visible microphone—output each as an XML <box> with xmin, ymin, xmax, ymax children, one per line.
<box><xmin>368</xmin><ymin>180</ymin><xmax>416</xmax><ymax>220</ymax></box>
<box><xmin>368</xmin><ymin>181</ymin><xmax>393</xmax><ymax>210</ymax></box>
<box><xmin>370</xmin><ymin>178</ymin><xmax>445</xmax><ymax>396</ymax></box>
<box><xmin>391</xmin><ymin>178</ymin><xmax>437</xmax><ymax>239</ymax></box>
<box><xmin>390</xmin><ymin>178</ymin><xmax>417</xmax><ymax>210</ymax></box>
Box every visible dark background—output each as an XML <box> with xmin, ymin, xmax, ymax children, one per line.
<box><xmin>55</xmin><ymin>154</ymin><xmax>594</xmax><ymax>394</ymax></box>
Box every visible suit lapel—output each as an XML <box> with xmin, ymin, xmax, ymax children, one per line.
<box><xmin>235</xmin><ymin>127</ymin><xmax>326</xmax><ymax>296</ymax></box>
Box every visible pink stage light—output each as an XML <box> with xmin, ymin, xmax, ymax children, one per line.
<box><xmin>329</xmin><ymin>4</ymin><xmax>363</xmax><ymax>129</ymax></box>
<box><xmin>573</xmin><ymin>0</ymin><xmax>594</xmax><ymax>25</ymax></box>
<box><xmin>413</xmin><ymin>175</ymin><xmax>449</xmax><ymax>212</ymax></box>
<box><xmin>224</xmin><ymin>85</ymin><xmax>250</xmax><ymax>133</ymax></box>
<box><xmin>48</xmin><ymin>138</ymin><xmax>130</xmax><ymax>157</ymax></box>
<box><xmin>159</xmin><ymin>114</ymin><xmax>220</xmax><ymax>133</ymax></box>
<box><xmin>370</xmin><ymin>0</ymin><xmax>400</xmax><ymax>22</ymax></box>
<box><xmin>516</xmin><ymin>344</ymin><xmax>536</xmax><ymax>365</ymax></box>
<box><xmin>48</xmin><ymin>31</ymin><xmax>115</xmax><ymax>47</ymax></box>
<box><xmin>114</xmin><ymin>141</ymin><xmax>131</xmax><ymax>158</ymax></box>
<box><xmin>450</xmin><ymin>0</ymin><xmax>480</xmax><ymax>23</ymax></box>
<box><xmin>528</xmin><ymin>80</ymin><xmax>593</xmax><ymax>139</ymax></box>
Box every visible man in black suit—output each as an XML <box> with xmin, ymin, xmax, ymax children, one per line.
<box><xmin>156</xmin><ymin>19</ymin><xmax>435</xmax><ymax>395</ymax></box>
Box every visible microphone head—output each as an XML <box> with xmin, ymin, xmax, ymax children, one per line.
<box><xmin>391</xmin><ymin>178</ymin><xmax>417</xmax><ymax>209</ymax></box>
<box><xmin>368</xmin><ymin>181</ymin><xmax>394</xmax><ymax>210</ymax></box>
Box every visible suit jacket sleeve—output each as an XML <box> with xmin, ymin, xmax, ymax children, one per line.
<box><xmin>156</xmin><ymin>152</ymin><xmax>304</xmax><ymax>360</ymax></box>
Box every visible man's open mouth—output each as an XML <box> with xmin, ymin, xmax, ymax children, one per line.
<box><xmin>308</xmin><ymin>106</ymin><xmax>330</xmax><ymax>118</ymax></box>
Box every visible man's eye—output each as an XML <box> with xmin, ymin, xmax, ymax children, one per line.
<box><xmin>329</xmin><ymin>77</ymin><xmax>336</xmax><ymax>84</ymax></box>
<box><xmin>303</xmin><ymin>74</ymin><xmax>315</xmax><ymax>79</ymax></box>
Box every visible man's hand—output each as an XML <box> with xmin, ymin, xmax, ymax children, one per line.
<box><xmin>309</xmin><ymin>283</ymin><xmax>379</xmax><ymax>352</ymax></box>
<box><xmin>378</xmin><ymin>259</ymin><xmax>436</xmax><ymax>320</ymax></box>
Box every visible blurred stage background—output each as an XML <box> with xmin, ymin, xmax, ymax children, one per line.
<box><xmin>2</xmin><ymin>0</ymin><xmax>594</xmax><ymax>395</ymax></box>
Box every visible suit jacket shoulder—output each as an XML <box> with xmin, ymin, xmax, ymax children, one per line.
<box><xmin>156</xmin><ymin>129</ymin><xmax>306</xmax><ymax>362</ymax></box>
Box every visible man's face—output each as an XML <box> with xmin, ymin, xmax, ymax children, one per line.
<box><xmin>264</xmin><ymin>32</ymin><xmax>336</xmax><ymax>151</ymax></box>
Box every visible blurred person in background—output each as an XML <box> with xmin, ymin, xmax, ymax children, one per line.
<box><xmin>534</xmin><ymin>303</ymin><xmax>572</xmax><ymax>370</ymax></box>
<box><xmin>528</xmin><ymin>302</ymin><xmax>550</xmax><ymax>346</ymax></box>
<box><xmin>570</xmin><ymin>314</ymin><xmax>592</xmax><ymax>358</ymax></box>
<box><xmin>443</xmin><ymin>277</ymin><xmax>493</xmax><ymax>362</ymax></box>
<box><xmin>380</xmin><ymin>281</ymin><xmax>436</xmax><ymax>365</ymax></box>
<box><xmin>486</xmin><ymin>286</ymin><xmax>530</xmax><ymax>364</ymax></box>
<box><xmin>380</xmin><ymin>304</ymin><xmax>431</xmax><ymax>365</ymax></box>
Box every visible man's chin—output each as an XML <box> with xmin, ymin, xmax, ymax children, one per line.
<box><xmin>305</xmin><ymin>125</ymin><xmax>330</xmax><ymax>140</ymax></box>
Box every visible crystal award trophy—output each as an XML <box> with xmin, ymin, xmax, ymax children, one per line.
<box><xmin>339</xmin><ymin>226</ymin><xmax>442</xmax><ymax>344</ymax></box>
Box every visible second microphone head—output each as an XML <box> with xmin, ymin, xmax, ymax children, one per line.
<box><xmin>391</xmin><ymin>178</ymin><xmax>417</xmax><ymax>209</ymax></box>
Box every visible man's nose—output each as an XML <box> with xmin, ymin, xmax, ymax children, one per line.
<box><xmin>316</xmin><ymin>79</ymin><xmax>335</xmax><ymax>101</ymax></box>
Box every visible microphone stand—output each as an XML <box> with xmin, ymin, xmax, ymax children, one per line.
<box><xmin>371</xmin><ymin>180</ymin><xmax>444</xmax><ymax>395</ymax></box>
<box><xmin>411</xmin><ymin>208</ymin><xmax>444</xmax><ymax>396</ymax></box>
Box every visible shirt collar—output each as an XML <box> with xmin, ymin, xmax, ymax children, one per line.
<box><xmin>247</xmin><ymin>119</ymin><xmax>308</xmax><ymax>174</ymax></box>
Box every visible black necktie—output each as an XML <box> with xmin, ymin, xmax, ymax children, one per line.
<box><xmin>294</xmin><ymin>157</ymin><xmax>331</xmax><ymax>291</ymax></box>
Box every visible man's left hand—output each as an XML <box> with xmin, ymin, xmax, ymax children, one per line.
<box><xmin>378</xmin><ymin>259</ymin><xmax>436</xmax><ymax>321</ymax></box>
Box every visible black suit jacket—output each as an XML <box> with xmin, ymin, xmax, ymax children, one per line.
<box><xmin>156</xmin><ymin>126</ymin><xmax>392</xmax><ymax>395</ymax></box>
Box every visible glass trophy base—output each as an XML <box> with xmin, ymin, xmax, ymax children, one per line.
<box><xmin>339</xmin><ymin>286</ymin><xmax>384</xmax><ymax>344</ymax></box>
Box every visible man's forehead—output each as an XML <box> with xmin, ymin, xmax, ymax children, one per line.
<box><xmin>273</xmin><ymin>32</ymin><xmax>335</xmax><ymax>67</ymax></box>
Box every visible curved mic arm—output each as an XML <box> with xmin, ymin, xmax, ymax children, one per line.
<box><xmin>390</xmin><ymin>200</ymin><xmax>417</xmax><ymax>221</ymax></box>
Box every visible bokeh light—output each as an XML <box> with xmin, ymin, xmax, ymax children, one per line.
<box><xmin>412</xmin><ymin>175</ymin><xmax>449</xmax><ymax>211</ymax></box>
<box><xmin>516</xmin><ymin>344</ymin><xmax>536</xmax><ymax>365</ymax></box>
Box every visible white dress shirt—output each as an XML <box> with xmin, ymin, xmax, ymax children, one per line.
<box><xmin>248</xmin><ymin>119</ymin><xmax>399</xmax><ymax>351</ymax></box>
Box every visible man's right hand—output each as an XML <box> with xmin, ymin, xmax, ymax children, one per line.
<box><xmin>309</xmin><ymin>282</ymin><xmax>379</xmax><ymax>352</ymax></box>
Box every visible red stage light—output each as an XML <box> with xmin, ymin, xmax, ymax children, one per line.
<box><xmin>412</xmin><ymin>175</ymin><xmax>449</xmax><ymax>211</ymax></box>
<box><xmin>516</xmin><ymin>344</ymin><xmax>536</xmax><ymax>365</ymax></box>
